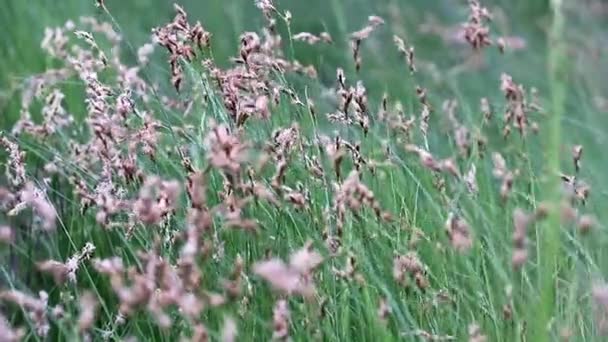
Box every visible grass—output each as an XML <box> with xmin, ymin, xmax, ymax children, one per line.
<box><xmin>1</xmin><ymin>0</ymin><xmax>608</xmax><ymax>341</ymax></box>
<box><xmin>532</xmin><ymin>0</ymin><xmax>567</xmax><ymax>339</ymax></box>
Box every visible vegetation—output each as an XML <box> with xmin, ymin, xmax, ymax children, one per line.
<box><xmin>1</xmin><ymin>0</ymin><xmax>608</xmax><ymax>340</ymax></box>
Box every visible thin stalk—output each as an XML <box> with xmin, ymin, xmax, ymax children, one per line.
<box><xmin>533</xmin><ymin>0</ymin><xmax>567</xmax><ymax>340</ymax></box>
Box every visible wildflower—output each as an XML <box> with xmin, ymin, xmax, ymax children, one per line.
<box><xmin>221</xmin><ymin>316</ymin><xmax>238</xmax><ymax>342</ymax></box>
<box><xmin>0</xmin><ymin>290</ymin><xmax>49</xmax><ymax>337</ymax></box>
<box><xmin>333</xmin><ymin>171</ymin><xmax>391</xmax><ymax>231</ymax></box>
<box><xmin>40</xmin><ymin>25</ymin><xmax>71</xmax><ymax>59</ymax></box>
<box><xmin>0</xmin><ymin>313</ymin><xmax>24</xmax><ymax>342</ymax></box>
<box><xmin>445</xmin><ymin>213</ymin><xmax>473</xmax><ymax>252</ymax></box>
<box><xmin>464</xmin><ymin>164</ymin><xmax>478</xmax><ymax>195</ymax></box>
<box><xmin>577</xmin><ymin>214</ymin><xmax>596</xmax><ymax>234</ymax></box>
<box><xmin>393</xmin><ymin>35</ymin><xmax>416</xmax><ymax>73</ymax></box>
<box><xmin>80</xmin><ymin>16</ymin><xmax>121</xmax><ymax>44</ymax></box>
<box><xmin>499</xmin><ymin>73</ymin><xmax>534</xmax><ymax>137</ymax></box>
<box><xmin>190</xmin><ymin>21</ymin><xmax>212</xmax><ymax>49</ymax></box>
<box><xmin>319</xmin><ymin>134</ymin><xmax>346</xmax><ymax>179</ymax></box>
<box><xmin>192</xmin><ymin>324</ymin><xmax>209</xmax><ymax>342</ymax></box>
<box><xmin>377</xmin><ymin>297</ymin><xmax>391</xmax><ymax>324</ymax></box>
<box><xmin>0</xmin><ymin>136</ymin><xmax>27</xmax><ymax>188</ymax></box>
<box><xmin>78</xmin><ymin>292</ymin><xmax>98</xmax><ymax>332</ymax></box>
<box><xmin>512</xmin><ymin>208</ymin><xmax>531</xmax><ymax>269</ymax></box>
<box><xmin>204</xmin><ymin>122</ymin><xmax>249</xmax><ymax>175</ymax></box>
<box><xmin>492</xmin><ymin>152</ymin><xmax>516</xmax><ymax>201</ymax></box>
<box><xmin>14</xmin><ymin>183</ymin><xmax>57</xmax><ymax>231</ymax></box>
<box><xmin>272</xmin><ymin>123</ymin><xmax>300</xmax><ymax>155</ymax></box>
<box><xmin>393</xmin><ymin>251</ymin><xmax>428</xmax><ymax>290</ymax></box>
<box><xmin>272</xmin><ymin>299</ymin><xmax>290</xmax><ymax>340</ymax></box>
<box><xmin>38</xmin><ymin>242</ymin><xmax>95</xmax><ymax>285</ymax></box>
<box><xmin>253</xmin><ymin>242</ymin><xmax>322</xmax><ymax>297</ymax></box>
<box><xmin>133</xmin><ymin>176</ymin><xmax>181</xmax><ymax>225</ymax></box>
<box><xmin>37</xmin><ymin>260</ymin><xmax>70</xmax><ymax>285</ymax></box>
<box><xmin>560</xmin><ymin>173</ymin><xmax>590</xmax><ymax>204</ymax></box>
<box><xmin>218</xmin><ymin>192</ymin><xmax>258</xmax><ymax>232</ymax></box>
<box><xmin>350</xmin><ymin>15</ymin><xmax>384</xmax><ymax>71</ymax></box>
<box><xmin>282</xmin><ymin>186</ymin><xmax>309</xmax><ymax>210</ymax></box>
<box><xmin>153</xmin><ymin>5</ymin><xmax>211</xmax><ymax>90</ymax></box>
<box><xmin>255</xmin><ymin>0</ymin><xmax>275</xmax><ymax>14</ymax></box>
<box><xmin>463</xmin><ymin>0</ymin><xmax>493</xmax><ymax>50</ymax></box>
<box><xmin>404</xmin><ymin>145</ymin><xmax>460</xmax><ymax>177</ymax></box>
<box><xmin>74</xmin><ymin>30</ymin><xmax>108</xmax><ymax>66</ymax></box>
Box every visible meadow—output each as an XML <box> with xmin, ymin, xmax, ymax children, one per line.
<box><xmin>1</xmin><ymin>0</ymin><xmax>608</xmax><ymax>340</ymax></box>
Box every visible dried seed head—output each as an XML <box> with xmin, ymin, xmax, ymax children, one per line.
<box><xmin>377</xmin><ymin>297</ymin><xmax>391</xmax><ymax>324</ymax></box>
<box><xmin>511</xmin><ymin>249</ymin><xmax>528</xmax><ymax>270</ymax></box>
<box><xmin>445</xmin><ymin>213</ymin><xmax>473</xmax><ymax>253</ymax></box>
<box><xmin>18</xmin><ymin>183</ymin><xmax>57</xmax><ymax>231</ymax></box>
<box><xmin>1</xmin><ymin>136</ymin><xmax>27</xmax><ymax>188</ymax></box>
<box><xmin>292</xmin><ymin>32</ymin><xmax>332</xmax><ymax>45</ymax></box>
<box><xmin>350</xmin><ymin>16</ymin><xmax>384</xmax><ymax>71</ymax></box>
<box><xmin>78</xmin><ymin>292</ymin><xmax>98</xmax><ymax>332</ymax></box>
<box><xmin>497</xmin><ymin>37</ymin><xmax>506</xmax><ymax>53</ymax></box>
<box><xmin>572</xmin><ymin>145</ymin><xmax>583</xmax><ymax>173</ymax></box>
<box><xmin>0</xmin><ymin>313</ymin><xmax>25</xmax><ymax>341</ymax></box>
<box><xmin>463</xmin><ymin>0</ymin><xmax>493</xmax><ymax>50</ymax></box>
<box><xmin>577</xmin><ymin>214</ymin><xmax>596</xmax><ymax>234</ymax></box>
<box><xmin>393</xmin><ymin>35</ymin><xmax>416</xmax><ymax>73</ymax></box>
<box><xmin>272</xmin><ymin>299</ymin><xmax>290</xmax><ymax>340</ymax></box>
<box><xmin>393</xmin><ymin>252</ymin><xmax>427</xmax><ymax>290</ymax></box>
<box><xmin>491</xmin><ymin>153</ymin><xmax>516</xmax><ymax>201</ymax></box>
<box><xmin>0</xmin><ymin>226</ymin><xmax>14</xmax><ymax>244</ymax></box>
<box><xmin>253</xmin><ymin>243</ymin><xmax>322</xmax><ymax>298</ymax></box>
<box><xmin>480</xmin><ymin>97</ymin><xmax>492</xmax><ymax>121</ymax></box>
<box><xmin>289</xmin><ymin>242</ymin><xmax>323</xmax><ymax>274</ymax></box>
<box><xmin>512</xmin><ymin>208</ymin><xmax>532</xmax><ymax>269</ymax></box>
<box><xmin>468</xmin><ymin>323</ymin><xmax>487</xmax><ymax>342</ymax></box>
<box><xmin>464</xmin><ymin>164</ymin><xmax>478</xmax><ymax>195</ymax></box>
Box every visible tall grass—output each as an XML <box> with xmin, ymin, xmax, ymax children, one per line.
<box><xmin>1</xmin><ymin>0</ymin><xmax>608</xmax><ymax>341</ymax></box>
<box><xmin>532</xmin><ymin>0</ymin><xmax>567</xmax><ymax>340</ymax></box>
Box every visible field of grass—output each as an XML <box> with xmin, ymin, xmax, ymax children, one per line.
<box><xmin>1</xmin><ymin>0</ymin><xmax>608</xmax><ymax>341</ymax></box>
